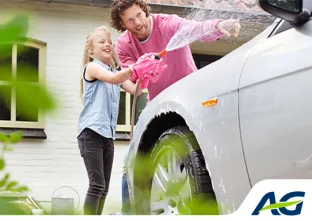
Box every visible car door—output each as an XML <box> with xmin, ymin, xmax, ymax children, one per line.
<box><xmin>238</xmin><ymin>15</ymin><xmax>312</xmax><ymax>185</ymax></box>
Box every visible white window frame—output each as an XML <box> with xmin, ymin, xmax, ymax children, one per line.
<box><xmin>116</xmin><ymin>88</ymin><xmax>148</xmax><ymax>132</ymax></box>
<box><xmin>0</xmin><ymin>38</ymin><xmax>47</xmax><ymax>129</ymax></box>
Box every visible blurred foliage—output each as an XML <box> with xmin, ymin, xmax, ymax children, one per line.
<box><xmin>0</xmin><ymin>16</ymin><xmax>28</xmax><ymax>54</ymax></box>
<box><xmin>0</xmin><ymin>16</ymin><xmax>57</xmax><ymax>120</ymax></box>
<box><xmin>0</xmin><ymin>130</ymin><xmax>33</xmax><ymax>215</ymax></box>
<box><xmin>0</xmin><ymin>200</ymin><xmax>33</xmax><ymax>215</ymax></box>
<box><xmin>0</xmin><ymin>131</ymin><xmax>29</xmax><ymax>193</ymax></box>
<box><xmin>0</xmin><ymin>14</ymin><xmax>57</xmax><ymax>215</ymax></box>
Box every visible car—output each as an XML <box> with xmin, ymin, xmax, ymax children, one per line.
<box><xmin>124</xmin><ymin>0</ymin><xmax>312</xmax><ymax>215</ymax></box>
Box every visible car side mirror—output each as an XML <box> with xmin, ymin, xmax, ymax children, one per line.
<box><xmin>257</xmin><ymin>0</ymin><xmax>310</xmax><ymax>26</ymax></box>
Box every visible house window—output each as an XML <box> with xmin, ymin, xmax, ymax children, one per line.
<box><xmin>117</xmin><ymin>88</ymin><xmax>148</xmax><ymax>132</ymax></box>
<box><xmin>0</xmin><ymin>40</ymin><xmax>47</xmax><ymax>138</ymax></box>
<box><xmin>116</xmin><ymin>53</ymin><xmax>223</xmax><ymax>134</ymax></box>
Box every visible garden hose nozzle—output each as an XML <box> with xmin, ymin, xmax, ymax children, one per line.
<box><xmin>155</xmin><ymin>49</ymin><xmax>167</xmax><ymax>60</ymax></box>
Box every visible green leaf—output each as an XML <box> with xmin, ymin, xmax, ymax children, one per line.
<box><xmin>10</xmin><ymin>185</ymin><xmax>29</xmax><ymax>193</ymax></box>
<box><xmin>164</xmin><ymin>179</ymin><xmax>185</xmax><ymax>197</ymax></box>
<box><xmin>0</xmin><ymin>16</ymin><xmax>29</xmax><ymax>55</ymax></box>
<box><xmin>13</xmin><ymin>71</ymin><xmax>57</xmax><ymax>120</ymax></box>
<box><xmin>6</xmin><ymin>181</ymin><xmax>18</xmax><ymax>190</ymax></box>
<box><xmin>0</xmin><ymin>15</ymin><xmax>58</xmax><ymax>121</ymax></box>
<box><xmin>0</xmin><ymin>68</ymin><xmax>58</xmax><ymax>121</ymax></box>
<box><xmin>0</xmin><ymin>173</ymin><xmax>10</xmax><ymax>188</ymax></box>
<box><xmin>0</xmin><ymin>158</ymin><xmax>5</xmax><ymax>171</ymax></box>
<box><xmin>178</xmin><ymin>195</ymin><xmax>220</xmax><ymax>215</ymax></box>
<box><xmin>9</xmin><ymin>131</ymin><xmax>23</xmax><ymax>143</ymax></box>
<box><xmin>0</xmin><ymin>200</ymin><xmax>33</xmax><ymax>215</ymax></box>
<box><xmin>0</xmin><ymin>133</ymin><xmax>9</xmax><ymax>143</ymax></box>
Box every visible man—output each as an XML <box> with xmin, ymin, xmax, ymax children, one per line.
<box><xmin>109</xmin><ymin>0</ymin><xmax>241</xmax><ymax>214</ymax></box>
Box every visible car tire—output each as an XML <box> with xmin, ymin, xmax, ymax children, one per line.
<box><xmin>133</xmin><ymin>126</ymin><xmax>218</xmax><ymax>215</ymax></box>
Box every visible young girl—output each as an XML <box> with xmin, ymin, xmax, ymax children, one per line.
<box><xmin>77</xmin><ymin>25</ymin><xmax>166</xmax><ymax>215</ymax></box>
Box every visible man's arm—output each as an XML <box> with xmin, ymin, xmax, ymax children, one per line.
<box><xmin>162</xmin><ymin>14</ymin><xmax>223</xmax><ymax>42</ymax></box>
<box><xmin>177</xmin><ymin>17</ymin><xmax>225</xmax><ymax>43</ymax></box>
<box><xmin>162</xmin><ymin>14</ymin><xmax>240</xmax><ymax>44</ymax></box>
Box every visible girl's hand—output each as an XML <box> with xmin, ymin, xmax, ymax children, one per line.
<box><xmin>129</xmin><ymin>55</ymin><xmax>167</xmax><ymax>88</ymax></box>
<box><xmin>130</xmin><ymin>56</ymin><xmax>167</xmax><ymax>79</ymax></box>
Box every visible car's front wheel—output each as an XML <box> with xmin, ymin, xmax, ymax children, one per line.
<box><xmin>133</xmin><ymin>126</ymin><xmax>218</xmax><ymax>215</ymax></box>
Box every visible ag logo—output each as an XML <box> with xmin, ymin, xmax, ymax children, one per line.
<box><xmin>252</xmin><ymin>191</ymin><xmax>305</xmax><ymax>215</ymax></box>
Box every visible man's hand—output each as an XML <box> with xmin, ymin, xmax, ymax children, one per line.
<box><xmin>217</xmin><ymin>19</ymin><xmax>241</xmax><ymax>37</ymax></box>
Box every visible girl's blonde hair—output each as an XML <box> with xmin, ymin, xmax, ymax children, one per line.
<box><xmin>80</xmin><ymin>25</ymin><xmax>120</xmax><ymax>102</ymax></box>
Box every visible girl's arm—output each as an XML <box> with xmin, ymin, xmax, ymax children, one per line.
<box><xmin>86</xmin><ymin>62</ymin><xmax>132</xmax><ymax>85</ymax></box>
<box><xmin>121</xmin><ymin>80</ymin><xmax>143</xmax><ymax>95</ymax></box>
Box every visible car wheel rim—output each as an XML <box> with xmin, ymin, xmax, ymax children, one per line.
<box><xmin>150</xmin><ymin>149</ymin><xmax>192</xmax><ymax>215</ymax></box>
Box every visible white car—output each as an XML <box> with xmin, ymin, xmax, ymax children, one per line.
<box><xmin>125</xmin><ymin>0</ymin><xmax>312</xmax><ymax>215</ymax></box>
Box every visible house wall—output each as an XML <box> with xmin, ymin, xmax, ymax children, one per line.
<box><xmin>0</xmin><ymin>0</ymin><xmax>128</xmax><ymax>214</ymax></box>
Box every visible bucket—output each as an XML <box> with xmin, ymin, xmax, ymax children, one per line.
<box><xmin>51</xmin><ymin>186</ymin><xmax>80</xmax><ymax>215</ymax></box>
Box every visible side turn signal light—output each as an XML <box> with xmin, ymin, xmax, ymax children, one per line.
<box><xmin>202</xmin><ymin>97</ymin><xmax>218</xmax><ymax>107</ymax></box>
